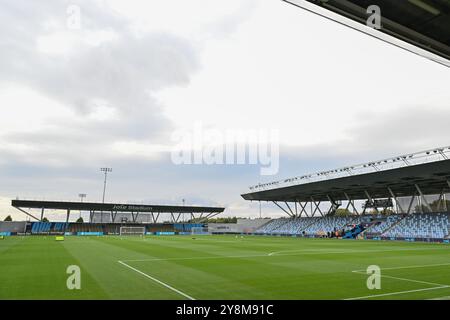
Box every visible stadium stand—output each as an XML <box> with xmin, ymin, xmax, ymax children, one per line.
<box><xmin>257</xmin><ymin>217</ymin><xmax>319</xmax><ymax>235</ymax></box>
<box><xmin>255</xmin><ymin>216</ymin><xmax>360</xmax><ymax>236</ymax></box>
<box><xmin>0</xmin><ymin>221</ymin><xmax>26</xmax><ymax>234</ymax></box>
<box><xmin>364</xmin><ymin>215</ymin><xmax>405</xmax><ymax>236</ymax></box>
<box><xmin>383</xmin><ymin>213</ymin><xmax>450</xmax><ymax>239</ymax></box>
<box><xmin>174</xmin><ymin>223</ymin><xmax>203</xmax><ymax>233</ymax></box>
<box><xmin>31</xmin><ymin>222</ymin><xmax>69</xmax><ymax>234</ymax></box>
<box><xmin>270</xmin><ymin>217</ymin><xmax>318</xmax><ymax>235</ymax></box>
<box><xmin>255</xmin><ymin>213</ymin><xmax>450</xmax><ymax>240</ymax></box>
<box><xmin>256</xmin><ymin>218</ymin><xmax>294</xmax><ymax>234</ymax></box>
<box><xmin>302</xmin><ymin>216</ymin><xmax>359</xmax><ymax>236</ymax></box>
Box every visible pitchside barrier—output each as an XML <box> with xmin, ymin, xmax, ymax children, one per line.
<box><xmin>77</xmin><ymin>232</ymin><xmax>104</xmax><ymax>236</ymax></box>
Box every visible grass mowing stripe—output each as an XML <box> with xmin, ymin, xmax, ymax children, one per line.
<box><xmin>117</xmin><ymin>260</ymin><xmax>195</xmax><ymax>300</ymax></box>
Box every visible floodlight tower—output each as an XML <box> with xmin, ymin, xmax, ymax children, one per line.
<box><xmin>182</xmin><ymin>199</ymin><xmax>186</xmax><ymax>222</ymax></box>
<box><xmin>100</xmin><ymin>168</ymin><xmax>112</xmax><ymax>204</ymax></box>
<box><xmin>78</xmin><ymin>194</ymin><xmax>86</xmax><ymax>220</ymax></box>
<box><xmin>78</xmin><ymin>193</ymin><xmax>87</xmax><ymax>202</ymax></box>
<box><xmin>259</xmin><ymin>201</ymin><xmax>262</xmax><ymax>219</ymax></box>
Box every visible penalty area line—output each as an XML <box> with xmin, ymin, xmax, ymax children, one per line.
<box><xmin>117</xmin><ymin>260</ymin><xmax>195</xmax><ymax>300</ymax></box>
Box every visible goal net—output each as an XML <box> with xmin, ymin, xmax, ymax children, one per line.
<box><xmin>120</xmin><ymin>226</ymin><xmax>146</xmax><ymax>236</ymax></box>
<box><xmin>191</xmin><ymin>226</ymin><xmax>210</xmax><ymax>235</ymax></box>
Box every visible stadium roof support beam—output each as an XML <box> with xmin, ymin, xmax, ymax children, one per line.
<box><xmin>415</xmin><ymin>184</ymin><xmax>432</xmax><ymax>213</ymax></box>
<box><xmin>311</xmin><ymin>197</ymin><xmax>323</xmax><ymax>217</ymax></box>
<box><xmin>443</xmin><ymin>193</ymin><xmax>448</xmax><ymax>212</ymax></box>
<box><xmin>344</xmin><ymin>192</ymin><xmax>359</xmax><ymax>215</ymax></box>
<box><xmin>13</xmin><ymin>206</ymin><xmax>40</xmax><ymax>221</ymax></box>
<box><xmin>297</xmin><ymin>201</ymin><xmax>309</xmax><ymax>217</ymax></box>
<box><xmin>272</xmin><ymin>201</ymin><xmax>294</xmax><ymax>217</ymax></box>
<box><xmin>436</xmin><ymin>189</ymin><xmax>446</xmax><ymax>212</ymax></box>
<box><xmin>40</xmin><ymin>208</ymin><xmax>45</xmax><ymax>221</ymax></box>
<box><xmin>65</xmin><ymin>209</ymin><xmax>70</xmax><ymax>224</ymax></box>
<box><xmin>362</xmin><ymin>190</ymin><xmax>376</xmax><ymax>214</ymax></box>
<box><xmin>284</xmin><ymin>202</ymin><xmax>295</xmax><ymax>217</ymax></box>
<box><xmin>152</xmin><ymin>212</ymin><xmax>160</xmax><ymax>224</ymax></box>
<box><xmin>388</xmin><ymin>187</ymin><xmax>405</xmax><ymax>214</ymax></box>
<box><xmin>326</xmin><ymin>195</ymin><xmax>341</xmax><ymax>216</ymax></box>
<box><xmin>198</xmin><ymin>211</ymin><xmax>221</xmax><ymax>223</ymax></box>
<box><xmin>406</xmin><ymin>193</ymin><xmax>416</xmax><ymax>214</ymax></box>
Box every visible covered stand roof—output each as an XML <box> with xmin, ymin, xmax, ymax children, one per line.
<box><xmin>285</xmin><ymin>0</ymin><xmax>450</xmax><ymax>66</ymax></box>
<box><xmin>11</xmin><ymin>200</ymin><xmax>225</xmax><ymax>214</ymax></box>
<box><xmin>242</xmin><ymin>146</ymin><xmax>450</xmax><ymax>203</ymax></box>
<box><xmin>242</xmin><ymin>159</ymin><xmax>450</xmax><ymax>202</ymax></box>
<box><xmin>11</xmin><ymin>200</ymin><xmax>225</xmax><ymax>222</ymax></box>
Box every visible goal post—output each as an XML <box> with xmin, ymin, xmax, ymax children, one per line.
<box><xmin>119</xmin><ymin>226</ymin><xmax>146</xmax><ymax>236</ymax></box>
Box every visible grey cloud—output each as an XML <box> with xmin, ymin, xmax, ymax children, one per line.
<box><xmin>344</xmin><ymin>105</ymin><xmax>450</xmax><ymax>156</ymax></box>
<box><xmin>0</xmin><ymin>0</ymin><xmax>200</xmax><ymax>165</ymax></box>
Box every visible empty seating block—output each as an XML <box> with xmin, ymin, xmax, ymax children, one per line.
<box><xmin>365</xmin><ymin>215</ymin><xmax>403</xmax><ymax>235</ymax></box>
<box><xmin>383</xmin><ymin>213</ymin><xmax>450</xmax><ymax>239</ymax></box>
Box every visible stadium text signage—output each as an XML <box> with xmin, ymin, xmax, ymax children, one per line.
<box><xmin>112</xmin><ymin>205</ymin><xmax>153</xmax><ymax>212</ymax></box>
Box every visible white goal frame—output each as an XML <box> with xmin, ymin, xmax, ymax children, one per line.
<box><xmin>119</xmin><ymin>226</ymin><xmax>146</xmax><ymax>236</ymax></box>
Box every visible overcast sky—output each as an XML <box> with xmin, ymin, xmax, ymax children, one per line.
<box><xmin>1</xmin><ymin>0</ymin><xmax>449</xmax><ymax>221</ymax></box>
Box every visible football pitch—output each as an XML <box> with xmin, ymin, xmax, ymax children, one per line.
<box><xmin>1</xmin><ymin>235</ymin><xmax>449</xmax><ymax>300</ymax></box>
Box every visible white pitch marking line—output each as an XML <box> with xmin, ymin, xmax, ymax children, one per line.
<box><xmin>117</xmin><ymin>260</ymin><xmax>195</xmax><ymax>301</ymax></box>
<box><xmin>428</xmin><ymin>295</ymin><xmax>450</xmax><ymax>300</ymax></box>
<box><xmin>352</xmin><ymin>262</ymin><xmax>450</xmax><ymax>273</ymax></box>
<box><xmin>267</xmin><ymin>246</ymin><xmax>449</xmax><ymax>257</ymax></box>
<box><xmin>351</xmin><ymin>270</ymin><xmax>448</xmax><ymax>287</ymax></box>
<box><xmin>123</xmin><ymin>247</ymin><xmax>450</xmax><ymax>263</ymax></box>
<box><xmin>344</xmin><ymin>286</ymin><xmax>450</xmax><ymax>300</ymax></box>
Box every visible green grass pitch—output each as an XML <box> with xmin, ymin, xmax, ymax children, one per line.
<box><xmin>0</xmin><ymin>235</ymin><xmax>449</xmax><ymax>300</ymax></box>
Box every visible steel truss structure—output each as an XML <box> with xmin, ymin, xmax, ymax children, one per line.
<box><xmin>242</xmin><ymin>147</ymin><xmax>450</xmax><ymax>217</ymax></box>
<box><xmin>11</xmin><ymin>200</ymin><xmax>225</xmax><ymax>224</ymax></box>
